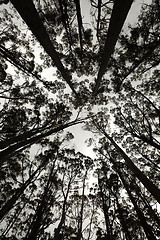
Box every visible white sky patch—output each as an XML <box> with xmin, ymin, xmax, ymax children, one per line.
<box><xmin>64</xmin><ymin>123</ymin><xmax>96</xmax><ymax>158</ymax></box>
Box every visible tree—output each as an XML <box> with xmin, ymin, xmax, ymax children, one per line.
<box><xmin>93</xmin><ymin>0</ymin><xmax>134</xmax><ymax>95</ymax></box>
<box><xmin>10</xmin><ymin>0</ymin><xmax>79</xmax><ymax>98</ymax></box>
<box><xmin>90</xmin><ymin>119</ymin><xmax>160</xmax><ymax>203</ymax></box>
<box><xmin>0</xmin><ymin>0</ymin><xmax>160</xmax><ymax>239</ymax></box>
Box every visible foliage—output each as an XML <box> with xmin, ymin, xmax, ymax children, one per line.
<box><xmin>0</xmin><ymin>0</ymin><xmax>159</xmax><ymax>239</ymax></box>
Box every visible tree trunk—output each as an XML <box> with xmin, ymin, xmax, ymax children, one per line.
<box><xmin>116</xmin><ymin>169</ymin><xmax>157</xmax><ymax>240</ymax></box>
<box><xmin>93</xmin><ymin>0</ymin><xmax>133</xmax><ymax>95</ymax></box>
<box><xmin>114</xmin><ymin>193</ymin><xmax>132</xmax><ymax>240</ymax></box>
<box><xmin>96</xmin><ymin>125</ymin><xmax>160</xmax><ymax>203</ymax></box>
<box><xmin>98</xmin><ymin>177</ymin><xmax>112</xmax><ymax>240</ymax></box>
<box><xmin>133</xmin><ymin>178</ymin><xmax>160</xmax><ymax>227</ymax></box>
<box><xmin>0</xmin><ymin>119</ymin><xmax>83</xmax><ymax>165</ymax></box>
<box><xmin>74</xmin><ymin>0</ymin><xmax>83</xmax><ymax>58</ymax></box>
<box><xmin>77</xmin><ymin>170</ymin><xmax>87</xmax><ymax>240</ymax></box>
<box><xmin>120</xmin><ymin>40</ymin><xmax>160</xmax><ymax>85</ymax></box>
<box><xmin>26</xmin><ymin>162</ymin><xmax>56</xmax><ymax>240</ymax></box>
<box><xmin>0</xmin><ymin>156</ymin><xmax>49</xmax><ymax>221</ymax></box>
<box><xmin>54</xmin><ymin>177</ymin><xmax>72</xmax><ymax>240</ymax></box>
<box><xmin>10</xmin><ymin>0</ymin><xmax>79</xmax><ymax>98</ymax></box>
<box><xmin>96</xmin><ymin>0</ymin><xmax>102</xmax><ymax>41</ymax></box>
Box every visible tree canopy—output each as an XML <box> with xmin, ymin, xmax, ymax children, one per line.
<box><xmin>0</xmin><ymin>0</ymin><xmax>160</xmax><ymax>239</ymax></box>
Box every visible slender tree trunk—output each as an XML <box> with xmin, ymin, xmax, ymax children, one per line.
<box><xmin>0</xmin><ymin>121</ymin><xmax>55</xmax><ymax>150</ymax></box>
<box><xmin>2</xmin><ymin>189</ymin><xmax>34</xmax><ymax>236</ymax></box>
<box><xmin>0</xmin><ymin>120</ymin><xmax>83</xmax><ymax>165</ymax></box>
<box><xmin>74</xmin><ymin>0</ymin><xmax>83</xmax><ymax>58</ymax></box>
<box><xmin>96</xmin><ymin>124</ymin><xmax>160</xmax><ymax>203</ymax></box>
<box><xmin>132</xmin><ymin>178</ymin><xmax>160</xmax><ymax>227</ymax></box>
<box><xmin>120</xmin><ymin>40</ymin><xmax>160</xmax><ymax>85</ymax></box>
<box><xmin>0</xmin><ymin>44</ymin><xmax>45</xmax><ymax>84</ymax></box>
<box><xmin>131</xmin><ymin>86</ymin><xmax>160</xmax><ymax>117</ymax></box>
<box><xmin>10</xmin><ymin>0</ymin><xmax>79</xmax><ymax>98</ymax></box>
<box><xmin>58</xmin><ymin>0</ymin><xmax>75</xmax><ymax>65</ymax></box>
<box><xmin>119</xmin><ymin>107</ymin><xmax>160</xmax><ymax>150</ymax></box>
<box><xmin>87</xmin><ymin>199</ymin><xmax>95</xmax><ymax>240</ymax></box>
<box><xmin>104</xmin><ymin>153</ymin><xmax>157</xmax><ymax>240</ymax></box>
<box><xmin>54</xmin><ymin>177</ymin><xmax>72</xmax><ymax>240</ymax></box>
<box><xmin>114</xmin><ymin>193</ymin><xmax>132</xmax><ymax>240</ymax></box>
<box><xmin>77</xmin><ymin>170</ymin><xmax>87</xmax><ymax>240</ymax></box>
<box><xmin>129</xmin><ymin>132</ymin><xmax>160</xmax><ymax>151</ymax></box>
<box><xmin>140</xmin><ymin>135</ymin><xmax>160</xmax><ymax>151</ymax></box>
<box><xmin>25</xmin><ymin>162</ymin><xmax>56</xmax><ymax>240</ymax></box>
<box><xmin>93</xmin><ymin>0</ymin><xmax>133</xmax><ymax>95</ymax></box>
<box><xmin>117</xmin><ymin>170</ymin><xmax>157</xmax><ymax>240</ymax></box>
<box><xmin>98</xmin><ymin>178</ymin><xmax>112</xmax><ymax>240</ymax></box>
<box><xmin>0</xmin><ymin>158</ymin><xmax>49</xmax><ymax>220</ymax></box>
<box><xmin>96</xmin><ymin>0</ymin><xmax>102</xmax><ymax>41</ymax></box>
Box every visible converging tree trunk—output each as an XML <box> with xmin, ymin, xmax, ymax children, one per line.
<box><xmin>10</xmin><ymin>0</ymin><xmax>79</xmax><ymax>98</ymax></box>
<box><xmin>114</xmin><ymin>166</ymin><xmax>157</xmax><ymax>240</ymax></box>
<box><xmin>95</xmin><ymin>124</ymin><xmax>160</xmax><ymax>203</ymax></box>
<box><xmin>54</xmin><ymin>177</ymin><xmax>72</xmax><ymax>240</ymax></box>
<box><xmin>25</xmin><ymin>162</ymin><xmax>57</xmax><ymax>240</ymax></box>
<box><xmin>114</xmin><ymin>193</ymin><xmax>132</xmax><ymax>240</ymax></box>
<box><xmin>93</xmin><ymin>0</ymin><xmax>133</xmax><ymax>95</ymax></box>
<box><xmin>77</xmin><ymin>170</ymin><xmax>88</xmax><ymax>240</ymax></box>
<box><xmin>0</xmin><ymin>156</ymin><xmax>50</xmax><ymax>221</ymax></box>
<box><xmin>0</xmin><ymin>119</ymin><xmax>83</xmax><ymax>165</ymax></box>
<box><xmin>98</xmin><ymin>176</ymin><xmax>112</xmax><ymax>240</ymax></box>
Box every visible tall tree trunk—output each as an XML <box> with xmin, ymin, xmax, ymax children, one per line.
<box><xmin>25</xmin><ymin>162</ymin><xmax>56</xmax><ymax>240</ymax></box>
<box><xmin>131</xmin><ymin>132</ymin><xmax>160</xmax><ymax>151</ymax></box>
<box><xmin>10</xmin><ymin>0</ymin><xmax>79</xmax><ymax>98</ymax></box>
<box><xmin>98</xmin><ymin>148</ymin><xmax>160</xmax><ymax>238</ymax></box>
<box><xmin>93</xmin><ymin>0</ymin><xmax>133</xmax><ymax>95</ymax></box>
<box><xmin>116</xmin><ymin>168</ymin><xmax>157</xmax><ymax>240</ymax></box>
<box><xmin>114</xmin><ymin>193</ymin><xmax>132</xmax><ymax>240</ymax></box>
<box><xmin>96</xmin><ymin>0</ymin><xmax>102</xmax><ymax>41</ymax></box>
<box><xmin>131</xmin><ymin>177</ymin><xmax>160</xmax><ymax>227</ymax></box>
<box><xmin>98</xmin><ymin>177</ymin><xmax>112</xmax><ymax>240</ymax></box>
<box><xmin>2</xmin><ymin>190</ymin><xmax>33</xmax><ymax>236</ymax></box>
<box><xmin>0</xmin><ymin>119</ymin><xmax>83</xmax><ymax>165</ymax></box>
<box><xmin>54</xmin><ymin>177</ymin><xmax>72</xmax><ymax>240</ymax></box>
<box><xmin>100</xmin><ymin>151</ymin><xmax>158</xmax><ymax>240</ymax></box>
<box><xmin>58</xmin><ymin>0</ymin><xmax>76</xmax><ymax>66</ymax></box>
<box><xmin>87</xmin><ymin>199</ymin><xmax>95</xmax><ymax>240</ymax></box>
<box><xmin>0</xmin><ymin>44</ymin><xmax>47</xmax><ymax>86</ymax></box>
<box><xmin>95</xmin><ymin>124</ymin><xmax>160</xmax><ymax>203</ymax></box>
<box><xmin>120</xmin><ymin>39</ymin><xmax>160</xmax><ymax>85</ymax></box>
<box><xmin>0</xmin><ymin>157</ymin><xmax>49</xmax><ymax>221</ymax></box>
<box><xmin>77</xmin><ymin>170</ymin><xmax>87</xmax><ymax>240</ymax></box>
<box><xmin>74</xmin><ymin>0</ymin><xmax>83</xmax><ymax>59</ymax></box>
<box><xmin>0</xmin><ymin>123</ymin><xmax>51</xmax><ymax>150</ymax></box>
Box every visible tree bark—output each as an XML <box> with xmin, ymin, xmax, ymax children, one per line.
<box><xmin>114</xmin><ymin>193</ymin><xmax>132</xmax><ymax>240</ymax></box>
<box><xmin>25</xmin><ymin>162</ymin><xmax>56</xmax><ymax>240</ymax></box>
<box><xmin>97</xmin><ymin>126</ymin><xmax>160</xmax><ymax>204</ymax></box>
<box><xmin>54</xmin><ymin>176</ymin><xmax>72</xmax><ymax>240</ymax></box>
<box><xmin>0</xmin><ymin>119</ymin><xmax>83</xmax><ymax>165</ymax></box>
<box><xmin>93</xmin><ymin>0</ymin><xmax>133</xmax><ymax>95</ymax></box>
<box><xmin>10</xmin><ymin>0</ymin><xmax>79</xmax><ymax>98</ymax></box>
<box><xmin>0</xmin><ymin>157</ymin><xmax>49</xmax><ymax>221</ymax></box>
<box><xmin>77</xmin><ymin>170</ymin><xmax>87</xmax><ymax>240</ymax></box>
<box><xmin>115</xmin><ymin>168</ymin><xmax>157</xmax><ymax>240</ymax></box>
